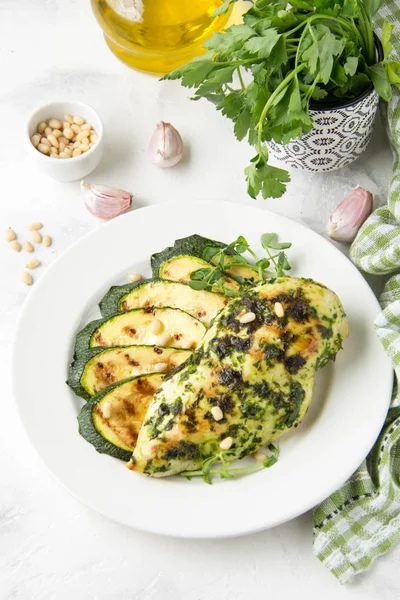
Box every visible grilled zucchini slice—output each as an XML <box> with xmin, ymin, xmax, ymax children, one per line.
<box><xmin>99</xmin><ymin>278</ymin><xmax>228</xmax><ymax>326</ymax></box>
<box><xmin>78</xmin><ymin>374</ymin><xmax>164</xmax><ymax>461</ymax></box>
<box><xmin>159</xmin><ymin>255</ymin><xmax>240</xmax><ymax>291</ymax></box>
<box><xmin>151</xmin><ymin>234</ymin><xmax>259</xmax><ymax>283</ymax></box>
<box><xmin>68</xmin><ymin>345</ymin><xmax>191</xmax><ymax>400</ymax></box>
<box><xmin>74</xmin><ymin>307</ymin><xmax>206</xmax><ymax>356</ymax></box>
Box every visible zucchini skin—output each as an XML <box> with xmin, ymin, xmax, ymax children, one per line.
<box><xmin>78</xmin><ymin>381</ymin><xmax>133</xmax><ymax>462</ymax></box>
<box><xmin>78</xmin><ymin>374</ymin><xmax>164</xmax><ymax>462</ymax></box>
<box><xmin>67</xmin><ymin>347</ymin><xmax>108</xmax><ymax>400</ymax></box>
<box><xmin>99</xmin><ymin>278</ymin><xmax>227</xmax><ymax>324</ymax></box>
<box><xmin>68</xmin><ymin>345</ymin><xmax>191</xmax><ymax>401</ymax></box>
<box><xmin>74</xmin><ymin>307</ymin><xmax>206</xmax><ymax>356</ymax></box>
<box><xmin>99</xmin><ymin>281</ymin><xmax>141</xmax><ymax>318</ymax></box>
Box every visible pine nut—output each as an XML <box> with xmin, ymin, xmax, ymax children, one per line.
<box><xmin>28</xmin><ymin>222</ymin><xmax>43</xmax><ymax>230</ymax></box>
<box><xmin>274</xmin><ymin>302</ymin><xmax>284</xmax><ymax>318</ymax></box>
<box><xmin>48</xmin><ymin>118</ymin><xmax>61</xmax><ymax>129</ymax></box>
<box><xmin>211</xmin><ymin>406</ymin><xmax>223</xmax><ymax>421</ymax></box>
<box><xmin>51</xmin><ymin>155</ymin><xmax>60</xmax><ymax>159</ymax></box>
<box><xmin>24</xmin><ymin>241</ymin><xmax>34</xmax><ymax>252</ymax></box>
<box><xmin>38</xmin><ymin>122</ymin><xmax>47</xmax><ymax>134</ymax></box>
<box><xmin>26</xmin><ymin>258</ymin><xmax>40</xmax><ymax>269</ymax></box>
<box><xmin>156</xmin><ymin>333</ymin><xmax>171</xmax><ymax>347</ymax></box>
<box><xmin>62</xmin><ymin>121</ymin><xmax>70</xmax><ymax>130</ymax></box>
<box><xmin>101</xmin><ymin>401</ymin><xmax>112</xmax><ymax>419</ymax></box>
<box><xmin>71</xmin><ymin>124</ymin><xmax>81</xmax><ymax>134</ymax></box>
<box><xmin>89</xmin><ymin>142</ymin><xmax>94</xmax><ymax>148</ymax></box>
<box><xmin>90</xmin><ymin>134</ymin><xmax>98</xmax><ymax>143</ymax></box>
<box><xmin>59</xmin><ymin>152</ymin><xmax>69</xmax><ymax>158</ymax></box>
<box><xmin>76</xmin><ymin>131</ymin><xmax>89</xmax><ymax>142</ymax></box>
<box><xmin>38</xmin><ymin>143</ymin><xmax>50</xmax><ymax>154</ymax></box>
<box><xmin>219</xmin><ymin>436</ymin><xmax>233</xmax><ymax>450</ymax></box>
<box><xmin>32</xmin><ymin>230</ymin><xmax>42</xmax><ymax>243</ymax></box>
<box><xmin>72</xmin><ymin>148</ymin><xmax>82</xmax><ymax>157</ymax></box>
<box><xmin>63</xmin><ymin>149</ymin><xmax>72</xmax><ymax>157</ymax></box>
<box><xmin>153</xmin><ymin>362</ymin><xmax>168</xmax><ymax>373</ymax></box>
<box><xmin>80</xmin><ymin>143</ymin><xmax>89</xmax><ymax>152</ymax></box>
<box><xmin>73</xmin><ymin>141</ymin><xmax>80</xmax><ymax>149</ymax></box>
<box><xmin>254</xmin><ymin>452</ymin><xmax>267</xmax><ymax>462</ymax></box>
<box><xmin>73</xmin><ymin>115</ymin><xmax>85</xmax><ymax>125</ymax></box>
<box><xmin>150</xmin><ymin>319</ymin><xmax>163</xmax><ymax>335</ymax></box>
<box><xmin>42</xmin><ymin>235</ymin><xmax>52</xmax><ymax>247</ymax></box>
<box><xmin>59</xmin><ymin>142</ymin><xmax>66</xmax><ymax>152</ymax></box>
<box><xmin>44</xmin><ymin>126</ymin><xmax>53</xmax><ymax>137</ymax></box>
<box><xmin>52</xmin><ymin>129</ymin><xmax>62</xmax><ymax>139</ymax></box>
<box><xmin>10</xmin><ymin>240</ymin><xmax>22</xmax><ymax>252</ymax></box>
<box><xmin>31</xmin><ymin>134</ymin><xmax>41</xmax><ymax>147</ymax></box>
<box><xmin>47</xmin><ymin>134</ymin><xmax>59</xmax><ymax>148</ymax></box>
<box><xmin>64</xmin><ymin>114</ymin><xmax>74</xmax><ymax>124</ymax></box>
<box><xmin>40</xmin><ymin>138</ymin><xmax>51</xmax><ymax>147</ymax></box>
<box><xmin>81</xmin><ymin>123</ymin><xmax>92</xmax><ymax>131</ymax></box>
<box><xmin>4</xmin><ymin>227</ymin><xmax>16</xmax><ymax>241</ymax></box>
<box><xmin>238</xmin><ymin>311</ymin><xmax>256</xmax><ymax>324</ymax></box>
<box><xmin>128</xmin><ymin>273</ymin><xmax>142</xmax><ymax>283</ymax></box>
<box><xmin>21</xmin><ymin>271</ymin><xmax>33</xmax><ymax>286</ymax></box>
<box><xmin>63</xmin><ymin>127</ymin><xmax>74</xmax><ymax>140</ymax></box>
<box><xmin>59</xmin><ymin>136</ymin><xmax>69</xmax><ymax>145</ymax></box>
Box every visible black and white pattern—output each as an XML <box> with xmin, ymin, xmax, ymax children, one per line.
<box><xmin>268</xmin><ymin>90</ymin><xmax>379</xmax><ymax>172</ymax></box>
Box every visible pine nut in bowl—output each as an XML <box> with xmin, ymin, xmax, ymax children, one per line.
<box><xmin>25</xmin><ymin>101</ymin><xmax>104</xmax><ymax>182</ymax></box>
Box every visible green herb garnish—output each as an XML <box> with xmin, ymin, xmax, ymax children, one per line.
<box><xmin>164</xmin><ymin>0</ymin><xmax>400</xmax><ymax>200</ymax></box>
<box><xmin>188</xmin><ymin>232</ymin><xmax>292</xmax><ymax>295</ymax></box>
<box><xmin>182</xmin><ymin>443</ymin><xmax>280</xmax><ymax>484</ymax></box>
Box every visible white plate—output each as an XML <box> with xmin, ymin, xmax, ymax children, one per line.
<box><xmin>12</xmin><ymin>201</ymin><xmax>393</xmax><ymax>538</ymax></box>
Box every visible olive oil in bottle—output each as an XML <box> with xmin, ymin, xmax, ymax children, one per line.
<box><xmin>91</xmin><ymin>0</ymin><xmax>232</xmax><ymax>74</ymax></box>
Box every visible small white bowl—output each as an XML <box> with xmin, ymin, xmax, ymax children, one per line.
<box><xmin>25</xmin><ymin>101</ymin><xmax>104</xmax><ymax>182</ymax></box>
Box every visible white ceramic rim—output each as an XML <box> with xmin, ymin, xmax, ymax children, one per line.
<box><xmin>25</xmin><ymin>100</ymin><xmax>104</xmax><ymax>164</ymax></box>
<box><xmin>12</xmin><ymin>201</ymin><xmax>393</xmax><ymax>538</ymax></box>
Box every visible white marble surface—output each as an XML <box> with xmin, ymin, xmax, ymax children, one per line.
<box><xmin>1</xmin><ymin>1</ymin><xmax>399</xmax><ymax>598</ymax></box>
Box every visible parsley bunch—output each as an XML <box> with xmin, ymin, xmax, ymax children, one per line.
<box><xmin>164</xmin><ymin>0</ymin><xmax>400</xmax><ymax>200</ymax></box>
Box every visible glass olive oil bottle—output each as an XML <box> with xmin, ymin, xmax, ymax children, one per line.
<box><xmin>91</xmin><ymin>0</ymin><xmax>232</xmax><ymax>74</ymax></box>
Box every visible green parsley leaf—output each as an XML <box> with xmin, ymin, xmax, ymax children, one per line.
<box><xmin>212</xmin><ymin>0</ymin><xmax>239</xmax><ymax>17</ymax></box>
<box><xmin>366</xmin><ymin>62</ymin><xmax>393</xmax><ymax>101</ymax></box>
<box><xmin>363</xmin><ymin>0</ymin><xmax>383</xmax><ymax>17</ymax></box>
<box><xmin>382</xmin><ymin>21</ymin><xmax>394</xmax><ymax>59</ymax></box>
<box><xmin>243</xmin><ymin>29</ymin><xmax>281</xmax><ymax>59</ymax></box>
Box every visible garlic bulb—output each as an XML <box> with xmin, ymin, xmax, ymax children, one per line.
<box><xmin>149</xmin><ymin>122</ymin><xmax>183</xmax><ymax>168</ymax></box>
<box><xmin>327</xmin><ymin>186</ymin><xmax>373</xmax><ymax>243</ymax></box>
<box><xmin>81</xmin><ymin>180</ymin><xmax>133</xmax><ymax>220</ymax></box>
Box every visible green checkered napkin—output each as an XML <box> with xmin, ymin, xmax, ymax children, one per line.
<box><xmin>313</xmin><ymin>1</ymin><xmax>400</xmax><ymax>583</ymax></box>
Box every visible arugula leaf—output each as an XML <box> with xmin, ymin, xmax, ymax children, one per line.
<box><xmin>366</xmin><ymin>63</ymin><xmax>393</xmax><ymax>101</ymax></box>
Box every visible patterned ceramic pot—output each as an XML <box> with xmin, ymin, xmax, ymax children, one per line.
<box><xmin>268</xmin><ymin>38</ymin><xmax>383</xmax><ymax>173</ymax></box>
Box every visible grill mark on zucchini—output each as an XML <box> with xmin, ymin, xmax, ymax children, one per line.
<box><xmin>159</xmin><ymin>255</ymin><xmax>240</xmax><ymax>291</ymax></box>
<box><xmin>74</xmin><ymin>307</ymin><xmax>206</xmax><ymax>356</ymax></box>
<box><xmin>99</xmin><ymin>278</ymin><xmax>228</xmax><ymax>325</ymax></box>
<box><xmin>78</xmin><ymin>374</ymin><xmax>164</xmax><ymax>461</ymax></box>
<box><xmin>67</xmin><ymin>345</ymin><xmax>191</xmax><ymax>400</ymax></box>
